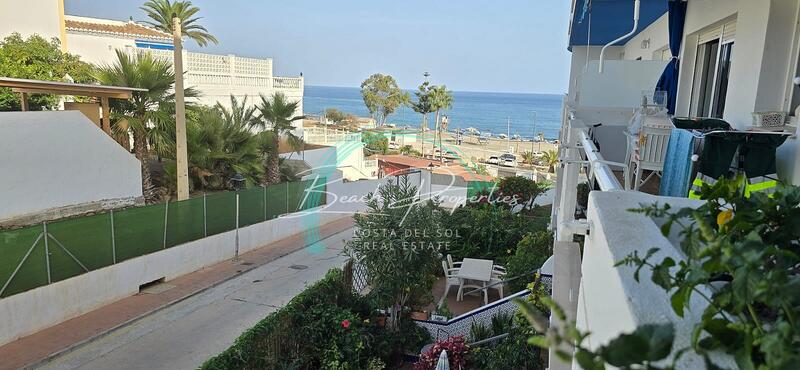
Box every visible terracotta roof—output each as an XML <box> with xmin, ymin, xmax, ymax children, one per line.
<box><xmin>374</xmin><ymin>154</ymin><xmax>439</xmax><ymax>169</ymax></box>
<box><xmin>65</xmin><ymin>18</ymin><xmax>172</xmax><ymax>41</ymax></box>
<box><xmin>375</xmin><ymin>155</ymin><xmax>493</xmax><ymax>182</ymax></box>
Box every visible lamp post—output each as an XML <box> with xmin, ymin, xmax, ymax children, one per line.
<box><xmin>427</xmin><ymin>162</ymin><xmax>435</xmax><ymax>198</ymax></box>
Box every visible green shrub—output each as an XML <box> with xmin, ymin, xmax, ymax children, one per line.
<box><xmin>444</xmin><ymin>203</ymin><xmax>549</xmax><ymax>263</ymax></box>
<box><xmin>468</xmin><ymin>326</ymin><xmax>544</xmax><ymax>370</ymax></box>
<box><xmin>505</xmin><ymin>231</ymin><xmax>553</xmax><ymax>292</ymax></box>
<box><xmin>201</xmin><ymin>268</ymin><xmax>412</xmax><ymax>370</ymax></box>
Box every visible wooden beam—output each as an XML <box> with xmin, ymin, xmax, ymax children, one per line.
<box><xmin>100</xmin><ymin>97</ymin><xmax>111</xmax><ymax>135</ymax></box>
<box><xmin>20</xmin><ymin>92</ymin><xmax>28</xmax><ymax>111</ymax></box>
<box><xmin>10</xmin><ymin>87</ymin><xmax>130</xmax><ymax>99</ymax></box>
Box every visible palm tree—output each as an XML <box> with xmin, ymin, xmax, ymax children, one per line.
<box><xmin>216</xmin><ymin>95</ymin><xmax>256</xmax><ymax>127</ymax></box>
<box><xmin>251</xmin><ymin>92</ymin><xmax>304</xmax><ymax>185</ymax></box>
<box><xmin>521</xmin><ymin>151</ymin><xmax>536</xmax><ymax>166</ymax></box>
<box><xmin>542</xmin><ymin>149</ymin><xmax>559</xmax><ymax>173</ymax></box>
<box><xmin>176</xmin><ymin>107</ymin><xmax>263</xmax><ymax>191</ymax></box>
<box><xmin>141</xmin><ymin>0</ymin><xmax>218</xmax><ymax>47</ymax></box>
<box><xmin>95</xmin><ymin>50</ymin><xmax>195</xmax><ymax>202</ymax></box>
<box><xmin>428</xmin><ymin>85</ymin><xmax>453</xmax><ymax>162</ymax></box>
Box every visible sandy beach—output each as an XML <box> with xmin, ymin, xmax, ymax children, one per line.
<box><xmin>395</xmin><ymin>130</ymin><xmax>559</xmax><ymax>163</ymax></box>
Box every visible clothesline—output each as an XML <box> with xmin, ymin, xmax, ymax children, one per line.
<box><xmin>687</xmin><ymin>128</ymin><xmax>795</xmax><ymax>139</ymax></box>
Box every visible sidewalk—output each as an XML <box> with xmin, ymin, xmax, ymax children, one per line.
<box><xmin>0</xmin><ymin>216</ymin><xmax>354</xmax><ymax>370</ymax></box>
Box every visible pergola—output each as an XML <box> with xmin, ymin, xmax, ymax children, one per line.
<box><xmin>0</xmin><ymin>77</ymin><xmax>146</xmax><ymax>135</ymax></box>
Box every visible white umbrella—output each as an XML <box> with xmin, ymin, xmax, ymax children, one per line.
<box><xmin>435</xmin><ymin>349</ymin><xmax>450</xmax><ymax>370</ymax></box>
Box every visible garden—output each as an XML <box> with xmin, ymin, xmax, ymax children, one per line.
<box><xmin>203</xmin><ymin>175</ymin><xmax>556</xmax><ymax>369</ymax></box>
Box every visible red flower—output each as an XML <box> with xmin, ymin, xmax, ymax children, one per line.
<box><xmin>341</xmin><ymin>319</ymin><xmax>350</xmax><ymax>328</ymax></box>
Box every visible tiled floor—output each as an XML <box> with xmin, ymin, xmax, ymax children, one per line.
<box><xmin>423</xmin><ymin>276</ymin><xmax>507</xmax><ymax>318</ymax></box>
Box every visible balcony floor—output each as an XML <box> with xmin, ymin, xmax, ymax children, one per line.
<box><xmin>423</xmin><ymin>276</ymin><xmax>507</xmax><ymax>318</ymax></box>
<box><xmin>611</xmin><ymin>169</ymin><xmax>661</xmax><ymax>195</ymax></box>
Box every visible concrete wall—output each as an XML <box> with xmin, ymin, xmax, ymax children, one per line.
<box><xmin>0</xmin><ymin>0</ymin><xmax>61</xmax><ymax>43</ymax></box>
<box><xmin>623</xmin><ymin>13</ymin><xmax>670</xmax><ymax>61</ymax></box>
<box><xmin>577</xmin><ymin>191</ymin><xmax>733</xmax><ymax>369</ymax></box>
<box><xmin>0</xmin><ymin>209</ymin><xmax>348</xmax><ymax>346</ymax></box>
<box><xmin>0</xmin><ymin>111</ymin><xmax>142</xmax><ymax>223</ymax></box>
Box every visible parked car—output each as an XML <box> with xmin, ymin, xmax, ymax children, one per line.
<box><xmin>499</xmin><ymin>154</ymin><xmax>517</xmax><ymax>167</ymax></box>
<box><xmin>388</xmin><ymin>141</ymin><xmax>400</xmax><ymax>150</ymax></box>
<box><xmin>487</xmin><ymin>156</ymin><xmax>500</xmax><ymax>165</ymax></box>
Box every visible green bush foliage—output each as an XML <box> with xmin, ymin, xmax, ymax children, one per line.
<box><xmin>202</xmin><ymin>268</ymin><xmax>429</xmax><ymax>369</ymax></box>
<box><xmin>506</xmin><ymin>231</ymin><xmax>554</xmax><ymax>292</ymax></box>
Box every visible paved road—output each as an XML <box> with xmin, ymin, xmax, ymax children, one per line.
<box><xmin>39</xmin><ymin>227</ymin><xmax>353</xmax><ymax>370</ymax></box>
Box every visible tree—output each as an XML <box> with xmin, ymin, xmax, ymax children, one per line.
<box><xmin>164</xmin><ymin>106</ymin><xmax>263</xmax><ymax>193</ymax></box>
<box><xmin>216</xmin><ymin>95</ymin><xmax>256</xmax><ymax>127</ymax></box>
<box><xmin>521</xmin><ymin>151</ymin><xmax>535</xmax><ymax>166</ymax></box>
<box><xmin>141</xmin><ymin>0</ymin><xmax>218</xmax><ymax>47</ymax></box>
<box><xmin>324</xmin><ymin>107</ymin><xmax>347</xmax><ymax>125</ymax></box>
<box><xmin>360</xmin><ymin>73</ymin><xmax>409</xmax><ymax>126</ymax></box>
<box><xmin>251</xmin><ymin>92</ymin><xmax>304</xmax><ymax>185</ymax></box>
<box><xmin>94</xmin><ymin>50</ymin><xmax>196</xmax><ymax>202</ymax></box>
<box><xmin>345</xmin><ymin>178</ymin><xmax>447</xmax><ymax>330</ymax></box>
<box><xmin>411</xmin><ymin>82</ymin><xmax>434</xmax><ymax>155</ymax></box>
<box><xmin>362</xmin><ymin>131</ymin><xmax>388</xmax><ymax>155</ymax></box>
<box><xmin>428</xmin><ymin>85</ymin><xmax>453</xmax><ymax>162</ymax></box>
<box><xmin>0</xmin><ymin>33</ymin><xmax>94</xmax><ymax>111</ymax></box>
<box><xmin>541</xmin><ymin>149</ymin><xmax>559</xmax><ymax>173</ymax></box>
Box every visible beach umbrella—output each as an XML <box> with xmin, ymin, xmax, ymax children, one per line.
<box><xmin>435</xmin><ymin>350</ymin><xmax>450</xmax><ymax>370</ymax></box>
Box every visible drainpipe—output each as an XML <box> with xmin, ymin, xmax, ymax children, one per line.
<box><xmin>598</xmin><ymin>0</ymin><xmax>640</xmax><ymax>73</ymax></box>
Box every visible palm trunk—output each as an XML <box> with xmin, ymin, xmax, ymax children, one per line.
<box><xmin>265</xmin><ymin>149</ymin><xmax>280</xmax><ymax>185</ymax></box>
<box><xmin>133</xmin><ymin>131</ymin><xmax>157</xmax><ymax>203</ymax></box>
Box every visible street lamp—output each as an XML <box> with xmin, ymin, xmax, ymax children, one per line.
<box><xmin>229</xmin><ymin>173</ymin><xmax>246</xmax><ymax>191</ymax></box>
<box><xmin>427</xmin><ymin>162</ymin><xmax>435</xmax><ymax>197</ymax></box>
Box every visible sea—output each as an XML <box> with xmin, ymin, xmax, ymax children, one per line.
<box><xmin>304</xmin><ymin>85</ymin><xmax>564</xmax><ymax>141</ymax></box>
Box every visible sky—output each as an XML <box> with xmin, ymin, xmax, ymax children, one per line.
<box><xmin>65</xmin><ymin>0</ymin><xmax>572</xmax><ymax>94</ymax></box>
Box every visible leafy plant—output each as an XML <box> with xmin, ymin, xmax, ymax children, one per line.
<box><xmin>516</xmin><ymin>297</ymin><xmax>678</xmax><ymax>370</ymax></box>
<box><xmin>505</xmin><ymin>232</ymin><xmax>554</xmax><ymax>292</ymax></box>
<box><xmin>345</xmin><ymin>177</ymin><xmax>447</xmax><ymax>331</ymax></box>
<box><xmin>0</xmin><ymin>33</ymin><xmax>95</xmax><ymax>111</ymax></box>
<box><xmin>577</xmin><ymin>182</ymin><xmax>590</xmax><ymax>210</ymax></box>
<box><xmin>497</xmin><ymin>176</ymin><xmax>546</xmax><ymax>211</ymax></box>
<box><xmin>540</xmin><ymin>150</ymin><xmax>559</xmax><ymax>173</ymax></box>
<box><xmin>470</xmin><ymin>321</ymin><xmax>494</xmax><ymax>342</ymax></box>
<box><xmin>362</xmin><ymin>131</ymin><xmax>388</xmax><ymax>155</ymax></box>
<box><xmin>617</xmin><ymin>177</ymin><xmax>800</xmax><ymax>369</ymax></box>
<box><xmin>469</xmin><ymin>325</ymin><xmax>544</xmax><ymax>370</ymax></box>
<box><xmin>413</xmin><ymin>336</ymin><xmax>470</xmax><ymax>370</ymax></box>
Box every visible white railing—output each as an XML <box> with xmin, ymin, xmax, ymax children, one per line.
<box><xmin>273</xmin><ymin>76</ymin><xmax>303</xmax><ymax>89</ymax></box>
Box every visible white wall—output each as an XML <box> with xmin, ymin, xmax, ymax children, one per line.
<box><xmin>623</xmin><ymin>13</ymin><xmax>670</xmax><ymax>61</ymax></box>
<box><xmin>0</xmin><ymin>209</ymin><xmax>348</xmax><ymax>346</ymax></box>
<box><xmin>576</xmin><ymin>60</ymin><xmax>667</xmax><ymax>108</ymax></box>
<box><xmin>65</xmin><ymin>31</ymin><xmax>136</xmax><ymax>65</ymax></box>
<box><xmin>577</xmin><ymin>191</ymin><xmax>734</xmax><ymax>369</ymax></box>
<box><xmin>0</xmin><ymin>111</ymin><xmax>142</xmax><ymax>222</ymax></box>
<box><xmin>0</xmin><ymin>0</ymin><xmax>61</xmax><ymax>42</ymax></box>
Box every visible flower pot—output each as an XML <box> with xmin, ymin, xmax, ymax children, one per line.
<box><xmin>410</xmin><ymin>311</ymin><xmax>429</xmax><ymax>321</ymax></box>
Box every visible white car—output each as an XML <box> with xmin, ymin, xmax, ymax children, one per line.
<box><xmin>487</xmin><ymin>156</ymin><xmax>500</xmax><ymax>165</ymax></box>
<box><xmin>388</xmin><ymin>141</ymin><xmax>400</xmax><ymax>150</ymax></box>
<box><xmin>499</xmin><ymin>154</ymin><xmax>517</xmax><ymax>167</ymax></box>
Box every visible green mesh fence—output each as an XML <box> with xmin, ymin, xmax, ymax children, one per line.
<box><xmin>0</xmin><ymin>180</ymin><xmax>326</xmax><ymax>298</ymax></box>
<box><xmin>47</xmin><ymin>213</ymin><xmax>114</xmax><ymax>282</ymax></box>
<box><xmin>114</xmin><ymin>203</ymin><xmax>166</xmax><ymax>262</ymax></box>
<box><xmin>0</xmin><ymin>225</ymin><xmax>47</xmax><ymax>298</ymax></box>
<box><xmin>165</xmin><ymin>197</ymin><xmax>205</xmax><ymax>248</ymax></box>
<box><xmin>238</xmin><ymin>187</ymin><xmax>266</xmax><ymax>227</ymax></box>
<box><xmin>205</xmin><ymin>191</ymin><xmax>236</xmax><ymax>236</ymax></box>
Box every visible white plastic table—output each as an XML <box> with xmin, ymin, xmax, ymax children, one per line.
<box><xmin>456</xmin><ymin>258</ymin><xmax>494</xmax><ymax>282</ymax></box>
<box><xmin>456</xmin><ymin>258</ymin><xmax>494</xmax><ymax>304</ymax></box>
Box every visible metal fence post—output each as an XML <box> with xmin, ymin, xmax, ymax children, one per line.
<box><xmin>162</xmin><ymin>201</ymin><xmax>169</xmax><ymax>249</ymax></box>
<box><xmin>43</xmin><ymin>222</ymin><xmax>51</xmax><ymax>284</ymax></box>
<box><xmin>110</xmin><ymin>210</ymin><xmax>116</xmax><ymax>264</ymax></box>
<box><xmin>203</xmin><ymin>194</ymin><xmax>208</xmax><ymax>237</ymax></box>
<box><xmin>234</xmin><ymin>193</ymin><xmax>240</xmax><ymax>260</ymax></box>
<box><xmin>263</xmin><ymin>186</ymin><xmax>267</xmax><ymax>221</ymax></box>
<box><xmin>285</xmin><ymin>182</ymin><xmax>289</xmax><ymax>214</ymax></box>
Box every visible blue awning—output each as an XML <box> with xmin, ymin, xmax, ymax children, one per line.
<box><xmin>569</xmin><ymin>0</ymin><xmax>668</xmax><ymax>51</ymax></box>
<box><xmin>135</xmin><ymin>40</ymin><xmax>174</xmax><ymax>50</ymax></box>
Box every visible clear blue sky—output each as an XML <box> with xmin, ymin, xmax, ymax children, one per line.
<box><xmin>65</xmin><ymin>0</ymin><xmax>572</xmax><ymax>94</ymax></box>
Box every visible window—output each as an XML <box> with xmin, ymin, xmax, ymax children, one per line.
<box><xmin>690</xmin><ymin>22</ymin><xmax>736</xmax><ymax>118</ymax></box>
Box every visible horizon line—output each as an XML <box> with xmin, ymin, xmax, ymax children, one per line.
<box><xmin>305</xmin><ymin>84</ymin><xmax>565</xmax><ymax>96</ymax></box>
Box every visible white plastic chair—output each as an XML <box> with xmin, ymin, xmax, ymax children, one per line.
<box><xmin>446</xmin><ymin>254</ymin><xmax>462</xmax><ymax>271</ymax></box>
<box><xmin>489</xmin><ymin>267</ymin><xmax>506</xmax><ymax>299</ymax></box>
<box><xmin>625</xmin><ymin>124</ymin><xmax>672</xmax><ymax>191</ymax></box>
<box><xmin>439</xmin><ymin>261</ymin><xmax>462</xmax><ymax>308</ymax></box>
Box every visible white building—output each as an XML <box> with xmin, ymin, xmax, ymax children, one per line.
<box><xmin>0</xmin><ymin>1</ymin><xmax>304</xmax><ymax>127</ymax></box>
<box><xmin>551</xmin><ymin>1</ymin><xmax>800</xmax><ymax>369</ymax></box>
